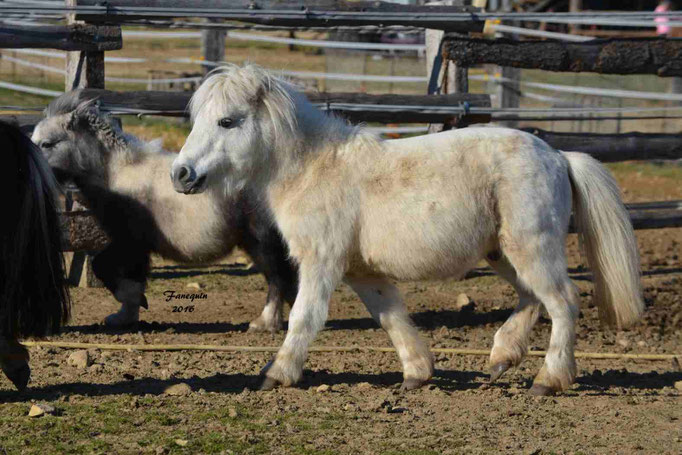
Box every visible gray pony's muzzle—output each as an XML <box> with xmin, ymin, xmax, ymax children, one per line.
<box><xmin>171</xmin><ymin>164</ymin><xmax>206</xmax><ymax>194</ymax></box>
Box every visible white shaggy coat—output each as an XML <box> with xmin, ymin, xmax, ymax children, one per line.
<box><xmin>173</xmin><ymin>64</ymin><xmax>643</xmax><ymax>394</ymax></box>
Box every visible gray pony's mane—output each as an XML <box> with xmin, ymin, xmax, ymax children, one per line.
<box><xmin>45</xmin><ymin>90</ymin><xmax>159</xmax><ymax>161</ymax></box>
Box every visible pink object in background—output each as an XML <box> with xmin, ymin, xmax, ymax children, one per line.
<box><xmin>655</xmin><ymin>3</ymin><xmax>671</xmax><ymax>36</ymax></box>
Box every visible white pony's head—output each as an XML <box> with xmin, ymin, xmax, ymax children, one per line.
<box><xmin>171</xmin><ymin>64</ymin><xmax>300</xmax><ymax>195</ymax></box>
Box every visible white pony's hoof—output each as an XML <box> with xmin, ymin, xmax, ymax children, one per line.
<box><xmin>400</xmin><ymin>377</ymin><xmax>429</xmax><ymax>391</ymax></box>
<box><xmin>248</xmin><ymin>316</ymin><xmax>283</xmax><ymax>333</ymax></box>
<box><xmin>529</xmin><ymin>383</ymin><xmax>556</xmax><ymax>396</ymax></box>
<box><xmin>259</xmin><ymin>376</ymin><xmax>280</xmax><ymax>391</ymax></box>
<box><xmin>489</xmin><ymin>361</ymin><xmax>512</xmax><ymax>383</ymax></box>
<box><xmin>259</xmin><ymin>358</ymin><xmax>300</xmax><ymax>390</ymax></box>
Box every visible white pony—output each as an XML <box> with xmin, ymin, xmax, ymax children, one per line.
<box><xmin>172</xmin><ymin>64</ymin><xmax>643</xmax><ymax>395</ymax></box>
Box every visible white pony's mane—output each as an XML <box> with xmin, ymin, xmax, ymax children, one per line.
<box><xmin>189</xmin><ymin>64</ymin><xmax>368</xmax><ymax>157</ymax></box>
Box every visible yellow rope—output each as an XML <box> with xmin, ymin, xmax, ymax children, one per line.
<box><xmin>19</xmin><ymin>340</ymin><xmax>679</xmax><ymax>361</ymax></box>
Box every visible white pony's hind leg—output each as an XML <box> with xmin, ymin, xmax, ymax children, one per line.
<box><xmin>492</xmin><ymin>152</ymin><xmax>579</xmax><ymax>394</ymax></box>
<box><xmin>501</xmin><ymin>242</ymin><xmax>580</xmax><ymax>395</ymax></box>
<box><xmin>486</xmin><ymin>256</ymin><xmax>541</xmax><ymax>383</ymax></box>
<box><xmin>346</xmin><ymin>276</ymin><xmax>433</xmax><ymax>390</ymax></box>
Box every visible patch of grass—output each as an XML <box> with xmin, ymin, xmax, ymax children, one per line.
<box><xmin>607</xmin><ymin>161</ymin><xmax>682</xmax><ymax>182</ymax></box>
<box><xmin>121</xmin><ymin>116</ymin><xmax>191</xmax><ymax>151</ymax></box>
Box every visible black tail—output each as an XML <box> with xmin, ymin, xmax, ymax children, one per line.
<box><xmin>0</xmin><ymin>122</ymin><xmax>70</xmax><ymax>339</ymax></box>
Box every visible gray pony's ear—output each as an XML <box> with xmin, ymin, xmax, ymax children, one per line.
<box><xmin>66</xmin><ymin>98</ymin><xmax>100</xmax><ymax>130</ymax></box>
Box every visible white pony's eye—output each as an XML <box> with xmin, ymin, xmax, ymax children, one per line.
<box><xmin>218</xmin><ymin>118</ymin><xmax>234</xmax><ymax>129</ymax></box>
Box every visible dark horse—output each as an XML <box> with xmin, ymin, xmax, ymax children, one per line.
<box><xmin>1</xmin><ymin>121</ymin><xmax>70</xmax><ymax>391</ymax></box>
<box><xmin>31</xmin><ymin>91</ymin><xmax>297</xmax><ymax>331</ymax></box>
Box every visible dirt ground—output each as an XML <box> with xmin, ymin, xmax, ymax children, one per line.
<box><xmin>0</xmin><ymin>166</ymin><xmax>680</xmax><ymax>455</ymax></box>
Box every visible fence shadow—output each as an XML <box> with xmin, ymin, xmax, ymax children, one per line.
<box><xmin>575</xmin><ymin>369</ymin><xmax>682</xmax><ymax>393</ymax></box>
<box><xmin>64</xmin><ymin>320</ymin><xmax>250</xmax><ymax>335</ymax></box>
<box><xmin>0</xmin><ymin>368</ymin><xmax>488</xmax><ymax>402</ymax></box>
<box><xmin>64</xmin><ymin>307</ymin><xmax>518</xmax><ymax>335</ymax></box>
<box><xmin>149</xmin><ymin>263</ymin><xmax>259</xmax><ymax>280</ymax></box>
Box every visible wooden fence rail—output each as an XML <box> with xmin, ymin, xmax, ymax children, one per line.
<box><xmin>524</xmin><ymin>129</ymin><xmax>682</xmax><ymax>162</ymax></box>
<box><xmin>0</xmin><ymin>24</ymin><xmax>121</xmax><ymax>51</ymax></box>
<box><xmin>2</xmin><ymin>89</ymin><xmax>492</xmax><ymax>124</ymax></box>
<box><xmin>74</xmin><ymin>0</ymin><xmax>482</xmax><ymax>32</ymax></box>
<box><xmin>443</xmin><ymin>37</ymin><xmax>682</xmax><ymax>77</ymax></box>
<box><xmin>4</xmin><ymin>114</ymin><xmax>681</xmax><ymax>161</ymax></box>
<box><xmin>61</xmin><ymin>204</ymin><xmax>682</xmax><ymax>252</ymax></box>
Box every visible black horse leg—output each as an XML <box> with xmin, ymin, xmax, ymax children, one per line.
<box><xmin>0</xmin><ymin>337</ymin><xmax>30</xmax><ymax>391</ymax></box>
<box><xmin>92</xmin><ymin>243</ymin><xmax>150</xmax><ymax>328</ymax></box>
<box><xmin>240</xmin><ymin>218</ymin><xmax>298</xmax><ymax>333</ymax></box>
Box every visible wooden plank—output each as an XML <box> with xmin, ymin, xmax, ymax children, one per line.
<box><xmin>65</xmin><ymin>0</ymin><xmax>107</xmax><ymax>90</ymax></box>
<box><xmin>60</xmin><ymin>210</ymin><xmax>110</xmax><ymax>252</ymax></box>
<box><xmin>443</xmin><ymin>37</ymin><xmax>682</xmax><ymax>77</ymax></box>
<box><xmin>65</xmin><ymin>89</ymin><xmax>492</xmax><ymax>124</ymax></box>
<box><xmin>0</xmin><ymin>24</ymin><xmax>121</xmax><ymax>51</ymax></box>
<box><xmin>625</xmin><ymin>201</ymin><xmax>682</xmax><ymax>211</ymax></box>
<box><xmin>523</xmin><ymin>128</ymin><xmax>682</xmax><ymax>162</ymax></box>
<box><xmin>201</xmin><ymin>27</ymin><xmax>225</xmax><ymax>76</ymax></box>
<box><xmin>58</xmin><ymin>206</ymin><xmax>679</xmax><ymax>253</ymax></box>
<box><xmin>619</xmin><ymin>209</ymin><xmax>682</xmax><ymax>231</ymax></box>
<box><xmin>75</xmin><ymin>0</ymin><xmax>483</xmax><ymax>32</ymax></box>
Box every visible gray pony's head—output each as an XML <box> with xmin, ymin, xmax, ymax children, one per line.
<box><xmin>32</xmin><ymin>89</ymin><xmax>128</xmax><ymax>183</ymax></box>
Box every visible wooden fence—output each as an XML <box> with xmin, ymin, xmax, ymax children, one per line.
<box><xmin>1</xmin><ymin>0</ymin><xmax>681</xmax><ymax>261</ymax></box>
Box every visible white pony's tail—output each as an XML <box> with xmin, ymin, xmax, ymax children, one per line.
<box><xmin>562</xmin><ymin>151</ymin><xmax>643</xmax><ymax>328</ymax></box>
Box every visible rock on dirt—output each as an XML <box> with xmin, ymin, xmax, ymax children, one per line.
<box><xmin>674</xmin><ymin>381</ymin><xmax>682</xmax><ymax>391</ymax></box>
<box><xmin>456</xmin><ymin>293</ymin><xmax>475</xmax><ymax>311</ymax></box>
<box><xmin>186</xmin><ymin>282</ymin><xmax>203</xmax><ymax>290</ymax></box>
<box><xmin>356</xmin><ymin>382</ymin><xmax>372</xmax><ymax>391</ymax></box>
<box><xmin>164</xmin><ymin>383</ymin><xmax>192</xmax><ymax>396</ymax></box>
<box><xmin>67</xmin><ymin>350</ymin><xmax>91</xmax><ymax>369</ymax></box>
<box><xmin>316</xmin><ymin>384</ymin><xmax>331</xmax><ymax>393</ymax></box>
<box><xmin>28</xmin><ymin>403</ymin><xmax>57</xmax><ymax>417</ymax></box>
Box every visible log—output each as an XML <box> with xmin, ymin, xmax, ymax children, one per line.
<box><xmin>66</xmin><ymin>89</ymin><xmax>493</xmax><ymax>124</ymax></box>
<box><xmin>443</xmin><ymin>37</ymin><xmax>682</xmax><ymax>77</ymax></box>
<box><xmin>0</xmin><ymin>24</ymin><xmax>121</xmax><ymax>51</ymax></box>
<box><xmin>60</xmin><ymin>210</ymin><xmax>110</xmax><ymax>252</ymax></box>
<box><xmin>58</xmin><ymin>204</ymin><xmax>680</xmax><ymax>254</ymax></box>
<box><xmin>523</xmin><ymin>128</ymin><xmax>682</xmax><ymax>162</ymax></box>
<box><xmin>626</xmin><ymin>209</ymin><xmax>682</xmax><ymax>230</ymax></box>
<box><xmin>65</xmin><ymin>0</ymin><xmax>107</xmax><ymax>90</ymax></box>
<box><xmin>75</xmin><ymin>0</ymin><xmax>483</xmax><ymax>32</ymax></box>
<box><xmin>625</xmin><ymin>200</ymin><xmax>682</xmax><ymax>211</ymax></box>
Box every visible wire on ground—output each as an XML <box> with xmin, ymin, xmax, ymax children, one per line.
<box><xmin>19</xmin><ymin>340</ymin><xmax>680</xmax><ymax>361</ymax></box>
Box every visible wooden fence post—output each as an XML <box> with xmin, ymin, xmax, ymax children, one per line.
<box><xmin>64</xmin><ymin>0</ymin><xmax>105</xmax><ymax>287</ymax></box>
<box><xmin>65</xmin><ymin>0</ymin><xmax>105</xmax><ymax>89</ymax></box>
<box><xmin>201</xmin><ymin>25</ymin><xmax>225</xmax><ymax>74</ymax></box>
<box><xmin>496</xmin><ymin>0</ymin><xmax>520</xmax><ymax>128</ymax></box>
<box><xmin>425</xmin><ymin>1</ymin><xmax>468</xmax><ymax>133</ymax></box>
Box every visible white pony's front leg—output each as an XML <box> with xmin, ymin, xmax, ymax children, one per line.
<box><xmin>346</xmin><ymin>276</ymin><xmax>433</xmax><ymax>390</ymax></box>
<box><xmin>260</xmin><ymin>260</ymin><xmax>341</xmax><ymax>389</ymax></box>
